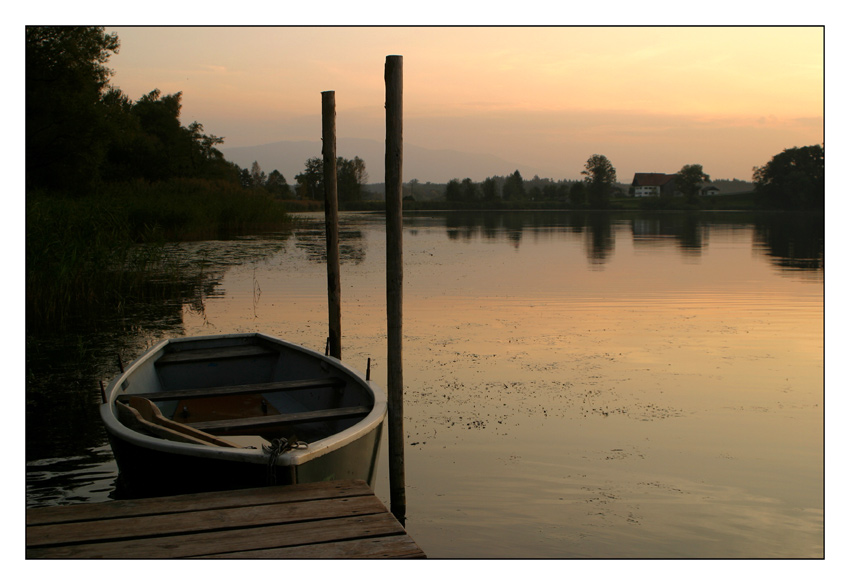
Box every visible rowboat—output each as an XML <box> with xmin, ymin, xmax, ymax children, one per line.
<box><xmin>100</xmin><ymin>333</ymin><xmax>386</xmax><ymax>497</ymax></box>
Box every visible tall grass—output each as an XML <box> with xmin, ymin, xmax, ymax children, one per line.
<box><xmin>111</xmin><ymin>178</ymin><xmax>291</xmax><ymax>240</ymax></box>
<box><xmin>26</xmin><ymin>178</ymin><xmax>291</xmax><ymax>333</ymax></box>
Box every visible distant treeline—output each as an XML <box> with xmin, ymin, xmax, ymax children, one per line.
<box><xmin>349</xmin><ymin>157</ymin><xmax>816</xmax><ymax>212</ymax></box>
<box><xmin>352</xmin><ymin>174</ymin><xmax>757</xmax><ymax>211</ymax></box>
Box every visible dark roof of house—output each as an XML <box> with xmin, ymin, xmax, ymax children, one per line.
<box><xmin>632</xmin><ymin>173</ymin><xmax>677</xmax><ymax>186</ymax></box>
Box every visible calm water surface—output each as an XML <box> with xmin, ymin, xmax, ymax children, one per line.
<box><xmin>25</xmin><ymin>210</ymin><xmax>824</xmax><ymax>558</ymax></box>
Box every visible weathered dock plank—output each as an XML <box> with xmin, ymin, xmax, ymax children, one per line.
<box><xmin>202</xmin><ymin>534</ymin><xmax>428</xmax><ymax>559</ymax></box>
<box><xmin>26</xmin><ymin>479</ymin><xmax>424</xmax><ymax>559</ymax></box>
<box><xmin>26</xmin><ymin>478</ymin><xmax>372</xmax><ymax>525</ymax></box>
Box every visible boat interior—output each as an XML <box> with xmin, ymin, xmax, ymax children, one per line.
<box><xmin>115</xmin><ymin>337</ymin><xmax>374</xmax><ymax>447</ymax></box>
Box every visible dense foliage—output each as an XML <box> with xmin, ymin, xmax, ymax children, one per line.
<box><xmin>582</xmin><ymin>154</ymin><xmax>618</xmax><ymax>208</ymax></box>
<box><xmin>26</xmin><ymin>27</ymin><xmax>120</xmax><ymax>192</ymax></box>
<box><xmin>25</xmin><ymin>27</ymin><xmax>292</xmax><ymax>333</ymax></box>
<box><xmin>753</xmin><ymin>145</ymin><xmax>824</xmax><ymax>209</ymax></box>
<box><xmin>26</xmin><ymin>27</ymin><xmax>243</xmax><ymax>193</ymax></box>
<box><xmin>676</xmin><ymin>164</ymin><xmax>711</xmax><ymax>204</ymax></box>
<box><xmin>294</xmin><ymin>156</ymin><xmax>368</xmax><ymax>204</ymax></box>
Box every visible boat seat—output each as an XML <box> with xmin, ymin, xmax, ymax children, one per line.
<box><xmin>115</xmin><ymin>396</ymin><xmax>242</xmax><ymax>448</ymax></box>
<box><xmin>188</xmin><ymin>405</ymin><xmax>372</xmax><ymax>434</ymax></box>
<box><xmin>155</xmin><ymin>344</ymin><xmax>278</xmax><ymax>365</ymax></box>
<box><xmin>123</xmin><ymin>377</ymin><xmax>346</xmax><ymax>403</ymax></box>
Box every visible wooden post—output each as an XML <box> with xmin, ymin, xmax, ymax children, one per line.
<box><xmin>384</xmin><ymin>55</ymin><xmax>406</xmax><ymax>524</ymax></box>
<box><xmin>322</xmin><ymin>90</ymin><xmax>342</xmax><ymax>360</ymax></box>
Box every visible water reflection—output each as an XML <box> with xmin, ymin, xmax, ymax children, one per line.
<box><xmin>584</xmin><ymin>212</ymin><xmax>615</xmax><ymax>268</ymax></box>
<box><xmin>25</xmin><ymin>210</ymin><xmax>823</xmax><ymax>519</ymax></box>
<box><xmin>410</xmin><ymin>210</ymin><xmax>823</xmax><ymax>276</ymax></box>
<box><xmin>26</xmin><ymin>445</ymin><xmax>118</xmax><ymax>507</ymax></box>
<box><xmin>753</xmin><ymin>212</ymin><xmax>824</xmax><ymax>277</ymax></box>
<box><xmin>631</xmin><ymin>213</ymin><xmax>711</xmax><ymax>255</ymax></box>
<box><xmin>294</xmin><ymin>227</ymin><xmax>367</xmax><ymax>264</ymax></box>
<box><xmin>25</xmin><ymin>231</ymin><xmax>296</xmax><ymax>505</ymax></box>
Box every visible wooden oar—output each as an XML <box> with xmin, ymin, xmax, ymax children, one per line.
<box><xmin>117</xmin><ymin>396</ymin><xmax>241</xmax><ymax>448</ymax></box>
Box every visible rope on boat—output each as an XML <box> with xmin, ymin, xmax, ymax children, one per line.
<box><xmin>263</xmin><ymin>436</ymin><xmax>308</xmax><ymax>485</ymax></box>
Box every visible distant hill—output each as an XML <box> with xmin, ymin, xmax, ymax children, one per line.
<box><xmin>220</xmin><ymin>137</ymin><xmax>550</xmax><ymax>185</ymax></box>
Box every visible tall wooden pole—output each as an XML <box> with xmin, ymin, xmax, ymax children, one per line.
<box><xmin>384</xmin><ymin>55</ymin><xmax>406</xmax><ymax>523</ymax></box>
<box><xmin>322</xmin><ymin>90</ymin><xmax>341</xmax><ymax>360</ymax></box>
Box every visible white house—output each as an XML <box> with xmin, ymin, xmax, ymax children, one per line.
<box><xmin>631</xmin><ymin>173</ymin><xmax>678</xmax><ymax>197</ymax></box>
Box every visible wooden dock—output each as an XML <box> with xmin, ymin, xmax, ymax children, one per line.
<box><xmin>26</xmin><ymin>479</ymin><xmax>425</xmax><ymax>559</ymax></box>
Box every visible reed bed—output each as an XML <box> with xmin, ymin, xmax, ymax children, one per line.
<box><xmin>26</xmin><ymin>178</ymin><xmax>291</xmax><ymax>333</ymax></box>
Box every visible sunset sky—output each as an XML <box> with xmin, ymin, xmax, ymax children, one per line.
<box><xmin>104</xmin><ymin>25</ymin><xmax>824</xmax><ymax>183</ymax></box>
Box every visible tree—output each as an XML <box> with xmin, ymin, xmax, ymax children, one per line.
<box><xmin>186</xmin><ymin>121</ymin><xmax>225</xmax><ymax>174</ymax></box>
<box><xmin>556</xmin><ymin>182</ymin><xmax>571</xmax><ymax>202</ymax></box>
<box><xmin>26</xmin><ymin>26</ymin><xmax>120</xmax><ymax>191</ymax></box>
<box><xmin>503</xmin><ymin>170</ymin><xmax>525</xmax><ymax>201</ymax></box>
<box><xmin>753</xmin><ymin>145</ymin><xmax>824</xmax><ymax>209</ymax></box>
<box><xmin>294</xmin><ymin>157</ymin><xmax>324</xmax><ymax>200</ymax></box>
<box><xmin>250</xmin><ymin>161</ymin><xmax>266</xmax><ymax>188</ymax></box>
<box><xmin>265</xmin><ymin>169</ymin><xmax>292</xmax><ymax>198</ymax></box>
<box><xmin>337</xmin><ymin>156</ymin><xmax>368</xmax><ymax>203</ymax></box>
<box><xmin>352</xmin><ymin>156</ymin><xmax>368</xmax><ymax>186</ymax></box>
<box><xmin>129</xmin><ymin>89</ymin><xmax>185</xmax><ymax>180</ymax></box>
<box><xmin>26</xmin><ymin>27</ymin><xmax>236</xmax><ymax>191</ymax></box>
<box><xmin>581</xmin><ymin>154</ymin><xmax>617</xmax><ymax>208</ymax></box>
<box><xmin>239</xmin><ymin>168</ymin><xmax>253</xmax><ymax>189</ymax></box>
<box><xmin>78</xmin><ymin>85</ymin><xmax>229</xmax><ymax>184</ymax></box>
<box><xmin>676</xmin><ymin>164</ymin><xmax>710</xmax><ymax>204</ymax></box>
<box><xmin>120</xmin><ymin>89</ymin><xmax>227</xmax><ymax>181</ymax></box>
<box><xmin>295</xmin><ymin>156</ymin><xmax>368</xmax><ymax>203</ymax></box>
<box><xmin>569</xmin><ymin>181</ymin><xmax>587</xmax><ymax>208</ymax></box>
<box><xmin>482</xmin><ymin>177</ymin><xmax>499</xmax><ymax>202</ymax></box>
<box><xmin>445</xmin><ymin>179</ymin><xmax>463</xmax><ymax>202</ymax></box>
<box><xmin>462</xmin><ymin>178</ymin><xmax>479</xmax><ymax>202</ymax></box>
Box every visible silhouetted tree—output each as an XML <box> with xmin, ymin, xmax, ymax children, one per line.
<box><xmin>99</xmin><ymin>87</ymin><xmax>229</xmax><ymax>183</ymax></box>
<box><xmin>265</xmin><ymin>169</ymin><xmax>292</xmax><ymax>198</ymax></box>
<box><xmin>462</xmin><ymin>178</ymin><xmax>479</xmax><ymax>202</ymax></box>
<box><xmin>582</xmin><ymin>154</ymin><xmax>617</xmax><ymax>208</ymax></box>
<box><xmin>295</xmin><ymin>157</ymin><xmax>324</xmax><ymax>200</ymax></box>
<box><xmin>503</xmin><ymin>170</ymin><xmax>525</xmax><ymax>201</ymax></box>
<box><xmin>337</xmin><ymin>156</ymin><xmax>367</xmax><ymax>203</ymax></box>
<box><xmin>250</xmin><ymin>161</ymin><xmax>266</xmax><ymax>188</ymax></box>
<box><xmin>295</xmin><ymin>156</ymin><xmax>368</xmax><ymax>203</ymax></box>
<box><xmin>26</xmin><ymin>26</ymin><xmax>120</xmax><ymax>192</ymax></box>
<box><xmin>185</xmin><ymin>121</ymin><xmax>226</xmax><ymax>175</ymax></box>
<box><xmin>753</xmin><ymin>145</ymin><xmax>824</xmax><ymax>209</ymax></box>
<box><xmin>134</xmin><ymin>90</ymin><xmax>183</xmax><ymax>179</ymax></box>
<box><xmin>116</xmin><ymin>89</ymin><xmax>227</xmax><ymax>182</ymax></box>
<box><xmin>239</xmin><ymin>167</ymin><xmax>253</xmax><ymax>189</ymax></box>
<box><xmin>445</xmin><ymin>179</ymin><xmax>463</xmax><ymax>202</ymax></box>
<box><xmin>482</xmin><ymin>177</ymin><xmax>499</xmax><ymax>202</ymax></box>
<box><xmin>676</xmin><ymin>164</ymin><xmax>710</xmax><ymax>204</ymax></box>
<box><xmin>352</xmin><ymin>156</ymin><xmax>368</xmax><ymax>187</ymax></box>
<box><xmin>569</xmin><ymin>181</ymin><xmax>587</xmax><ymax>208</ymax></box>
<box><xmin>27</xmin><ymin>27</ymin><xmax>233</xmax><ymax>191</ymax></box>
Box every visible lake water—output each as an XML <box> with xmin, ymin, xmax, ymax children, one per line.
<box><xmin>25</xmin><ymin>210</ymin><xmax>824</xmax><ymax>558</ymax></box>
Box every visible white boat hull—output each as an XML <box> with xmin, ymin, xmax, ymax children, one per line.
<box><xmin>100</xmin><ymin>333</ymin><xmax>386</xmax><ymax>497</ymax></box>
